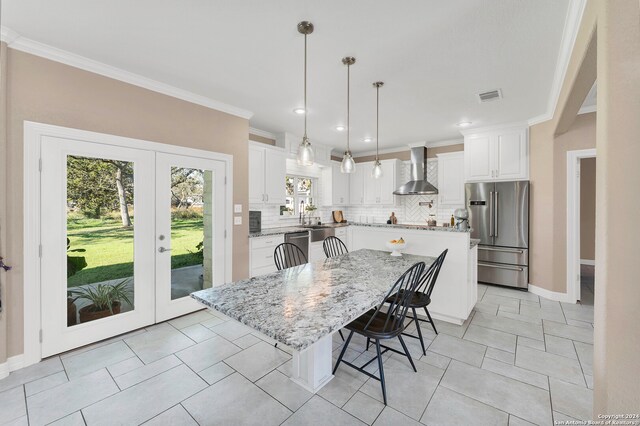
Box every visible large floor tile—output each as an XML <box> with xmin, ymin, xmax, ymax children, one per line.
<box><xmin>0</xmin><ymin>357</ymin><xmax>64</xmax><ymax>393</ymax></box>
<box><xmin>27</xmin><ymin>369</ymin><xmax>118</xmax><ymax>426</ymax></box>
<box><xmin>114</xmin><ymin>354</ymin><xmax>182</xmax><ymax>389</ymax></box>
<box><xmin>485</xmin><ymin>347</ymin><xmax>515</xmax><ymax>364</ymax></box>
<box><xmin>549</xmin><ymin>378</ymin><xmax>593</xmax><ymax>420</ymax></box>
<box><xmin>209</xmin><ymin>320</ymin><xmax>253</xmax><ymax>341</ymax></box>
<box><xmin>519</xmin><ymin>304</ymin><xmax>566</xmax><ymax>323</ymax></box>
<box><xmin>464</xmin><ymin>324</ymin><xmax>517</xmax><ymax>353</ymax></box>
<box><xmin>82</xmin><ymin>365</ymin><xmax>206</xmax><ymax>426</ymax></box>
<box><xmin>427</xmin><ymin>333</ymin><xmax>487</xmax><ymax>367</ymax></box>
<box><xmin>62</xmin><ymin>341</ymin><xmax>135</xmax><ymax>379</ymax></box>
<box><xmin>474</xmin><ymin>300</ymin><xmax>499</xmax><ymax>315</ymax></box>
<box><xmin>481</xmin><ymin>294</ymin><xmax>521</xmax><ymax>310</ymax></box>
<box><xmin>421</xmin><ymin>385</ymin><xmax>509</xmax><ymax>426</ymax></box>
<box><xmin>282</xmin><ymin>395</ymin><xmax>364</xmax><ymax>426</ymax></box>
<box><xmin>545</xmin><ymin>334</ymin><xmax>578</xmax><ymax>359</ymax></box>
<box><xmin>482</xmin><ymin>357</ymin><xmax>549</xmax><ymax>390</ymax></box>
<box><xmin>418</xmin><ymin>351</ymin><xmax>451</xmax><ymax>370</ymax></box>
<box><xmin>125</xmin><ymin>326</ymin><xmax>195</xmax><ymax>364</ymax></box>
<box><xmin>198</xmin><ymin>362</ymin><xmax>235</xmax><ymax>385</ymax></box>
<box><xmin>48</xmin><ymin>411</ymin><xmax>85</xmax><ymax>426</ymax></box>
<box><xmin>183</xmin><ymin>373</ymin><xmax>292</xmax><ymax>426</ymax></box>
<box><xmin>517</xmin><ymin>336</ymin><xmax>545</xmax><ymax>351</ymax></box>
<box><xmin>372</xmin><ymin>407</ymin><xmax>421</xmax><ymax>426</ymax></box>
<box><xmin>0</xmin><ymin>386</ymin><xmax>27</xmax><ymax>425</ymax></box>
<box><xmin>360</xmin><ymin>355</ymin><xmax>443</xmax><ymax>420</ymax></box>
<box><xmin>561</xmin><ymin>303</ymin><xmax>594</xmax><ymax>323</ymax></box>
<box><xmin>175</xmin><ymin>335</ymin><xmax>241</xmax><ymax>372</ymax></box>
<box><xmin>225</xmin><ymin>341</ymin><xmax>290</xmax><ymax>382</ymax></box>
<box><xmin>440</xmin><ymin>360</ymin><xmax>552</xmax><ymax>426</ymax></box>
<box><xmin>509</xmin><ymin>415</ymin><xmax>537</xmax><ymax>426</ymax></box>
<box><xmin>318</xmin><ymin>374</ymin><xmax>363</xmax><ymax>408</ymax></box>
<box><xmin>24</xmin><ymin>371</ymin><xmax>68</xmax><ymax>396</ymax></box>
<box><xmin>484</xmin><ymin>286</ymin><xmax>540</xmax><ymax>302</ymax></box>
<box><xmin>179</xmin><ymin>323</ymin><xmax>217</xmax><ymax>343</ymax></box>
<box><xmin>498</xmin><ymin>311</ymin><xmax>543</xmax><ymax>325</ymax></box>
<box><xmin>515</xmin><ymin>346</ymin><xmax>585</xmax><ymax>386</ymax></box>
<box><xmin>144</xmin><ymin>404</ymin><xmax>197</xmax><ymax>426</ymax></box>
<box><xmin>574</xmin><ymin>341</ymin><xmax>594</xmax><ymax>376</ymax></box>
<box><xmin>543</xmin><ymin>320</ymin><xmax>594</xmax><ymax>344</ymax></box>
<box><xmin>256</xmin><ymin>370</ymin><xmax>313</xmax><ymax>412</ymax></box>
<box><xmin>168</xmin><ymin>310</ymin><xmax>215</xmax><ymax>329</ymax></box>
<box><xmin>107</xmin><ymin>356</ymin><xmax>144</xmax><ymax>377</ymax></box>
<box><xmin>343</xmin><ymin>391</ymin><xmax>385</xmax><ymax>425</ymax></box>
<box><xmin>472</xmin><ymin>313</ymin><xmax>544</xmax><ymax>341</ymax></box>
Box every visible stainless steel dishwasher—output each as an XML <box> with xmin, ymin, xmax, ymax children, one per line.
<box><xmin>284</xmin><ymin>231</ymin><xmax>309</xmax><ymax>260</ymax></box>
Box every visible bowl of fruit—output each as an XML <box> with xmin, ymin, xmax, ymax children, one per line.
<box><xmin>385</xmin><ymin>238</ymin><xmax>407</xmax><ymax>257</ymax></box>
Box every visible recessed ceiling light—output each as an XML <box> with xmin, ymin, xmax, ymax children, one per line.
<box><xmin>335</xmin><ymin>125</ymin><xmax>346</xmax><ymax>131</ymax></box>
<box><xmin>363</xmin><ymin>137</ymin><xmax>373</xmax><ymax>143</ymax></box>
<box><xmin>293</xmin><ymin>108</ymin><xmax>306</xmax><ymax>115</ymax></box>
<box><xmin>457</xmin><ymin>121</ymin><xmax>472</xmax><ymax>128</ymax></box>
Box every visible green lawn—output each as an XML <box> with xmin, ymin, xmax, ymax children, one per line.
<box><xmin>67</xmin><ymin>217</ymin><xmax>204</xmax><ymax>287</ymax></box>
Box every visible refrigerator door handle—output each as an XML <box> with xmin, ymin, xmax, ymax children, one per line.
<box><xmin>481</xmin><ymin>246</ymin><xmax>524</xmax><ymax>254</ymax></box>
<box><xmin>489</xmin><ymin>191</ymin><xmax>494</xmax><ymax>237</ymax></box>
<box><xmin>478</xmin><ymin>262</ymin><xmax>524</xmax><ymax>272</ymax></box>
<box><xmin>494</xmin><ymin>191</ymin><xmax>499</xmax><ymax>238</ymax></box>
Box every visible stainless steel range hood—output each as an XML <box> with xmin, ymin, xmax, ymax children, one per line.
<box><xmin>393</xmin><ymin>146</ymin><xmax>438</xmax><ymax>195</ymax></box>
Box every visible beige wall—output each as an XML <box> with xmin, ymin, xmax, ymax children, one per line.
<box><xmin>3</xmin><ymin>49</ymin><xmax>251</xmax><ymax>359</ymax></box>
<box><xmin>529</xmin><ymin>113</ymin><xmax>596</xmax><ymax>292</ymax></box>
<box><xmin>580</xmin><ymin>158</ymin><xmax>596</xmax><ymax>261</ymax></box>
<box><xmin>0</xmin><ymin>42</ymin><xmax>8</xmax><ymax>366</ymax></box>
<box><xmin>593</xmin><ymin>0</ymin><xmax>640</xmax><ymax>414</ymax></box>
<box><xmin>249</xmin><ymin>133</ymin><xmax>275</xmax><ymax>146</ymax></box>
<box><xmin>349</xmin><ymin>144</ymin><xmax>464</xmax><ymax>163</ymax></box>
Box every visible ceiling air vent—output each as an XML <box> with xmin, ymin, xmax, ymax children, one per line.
<box><xmin>478</xmin><ymin>89</ymin><xmax>502</xmax><ymax>103</ymax></box>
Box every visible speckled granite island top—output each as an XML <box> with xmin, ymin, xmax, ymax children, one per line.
<box><xmin>191</xmin><ymin>249</ymin><xmax>435</xmax><ymax>351</ymax></box>
<box><xmin>350</xmin><ymin>222</ymin><xmax>471</xmax><ymax>233</ymax></box>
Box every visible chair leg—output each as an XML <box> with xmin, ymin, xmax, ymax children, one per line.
<box><xmin>366</xmin><ymin>337</ymin><xmax>370</xmax><ymax>351</ymax></box>
<box><xmin>333</xmin><ymin>331</ymin><xmax>354</xmax><ymax>374</ymax></box>
<box><xmin>375</xmin><ymin>340</ymin><xmax>387</xmax><ymax>405</ymax></box>
<box><xmin>424</xmin><ymin>307</ymin><xmax>438</xmax><ymax>335</ymax></box>
<box><xmin>398</xmin><ymin>335</ymin><xmax>417</xmax><ymax>373</ymax></box>
<box><xmin>412</xmin><ymin>307</ymin><xmax>427</xmax><ymax>355</ymax></box>
<box><xmin>338</xmin><ymin>330</ymin><xmax>345</xmax><ymax>341</ymax></box>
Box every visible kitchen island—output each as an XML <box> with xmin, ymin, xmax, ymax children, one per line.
<box><xmin>348</xmin><ymin>222</ymin><xmax>477</xmax><ymax>325</ymax></box>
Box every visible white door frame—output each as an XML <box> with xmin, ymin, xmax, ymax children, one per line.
<box><xmin>23</xmin><ymin>121</ymin><xmax>234</xmax><ymax>367</ymax></box>
<box><xmin>566</xmin><ymin>148</ymin><xmax>596</xmax><ymax>303</ymax></box>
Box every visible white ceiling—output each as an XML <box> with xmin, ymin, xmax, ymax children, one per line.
<box><xmin>3</xmin><ymin>0</ymin><xmax>571</xmax><ymax>153</ymax></box>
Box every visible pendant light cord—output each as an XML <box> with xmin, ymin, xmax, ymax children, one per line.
<box><xmin>303</xmin><ymin>32</ymin><xmax>308</xmax><ymax>139</ymax></box>
<box><xmin>347</xmin><ymin>62</ymin><xmax>350</xmax><ymax>153</ymax></box>
<box><xmin>375</xmin><ymin>84</ymin><xmax>380</xmax><ymax>161</ymax></box>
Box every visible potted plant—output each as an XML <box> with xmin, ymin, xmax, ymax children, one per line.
<box><xmin>69</xmin><ymin>279</ymin><xmax>133</xmax><ymax>323</ymax></box>
<box><xmin>66</xmin><ymin>238</ymin><xmax>87</xmax><ymax>326</ymax></box>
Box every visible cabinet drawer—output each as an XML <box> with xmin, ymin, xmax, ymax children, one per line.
<box><xmin>251</xmin><ymin>264</ymin><xmax>277</xmax><ymax>278</ymax></box>
<box><xmin>250</xmin><ymin>235</ymin><xmax>284</xmax><ymax>250</ymax></box>
<box><xmin>251</xmin><ymin>246</ymin><xmax>277</xmax><ymax>269</ymax></box>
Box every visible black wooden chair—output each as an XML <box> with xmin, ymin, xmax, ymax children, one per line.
<box><xmin>333</xmin><ymin>261</ymin><xmax>426</xmax><ymax>405</ymax></box>
<box><xmin>273</xmin><ymin>243</ymin><xmax>308</xmax><ymax>270</ymax></box>
<box><xmin>392</xmin><ymin>249</ymin><xmax>448</xmax><ymax>355</ymax></box>
<box><xmin>323</xmin><ymin>236</ymin><xmax>348</xmax><ymax>258</ymax></box>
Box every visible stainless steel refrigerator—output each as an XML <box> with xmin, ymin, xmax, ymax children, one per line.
<box><xmin>466</xmin><ymin>181</ymin><xmax>529</xmax><ymax>289</ymax></box>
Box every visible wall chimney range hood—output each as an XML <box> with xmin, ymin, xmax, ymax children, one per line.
<box><xmin>393</xmin><ymin>145</ymin><xmax>438</xmax><ymax>195</ymax></box>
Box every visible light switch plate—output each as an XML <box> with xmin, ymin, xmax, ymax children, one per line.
<box><xmin>234</xmin><ymin>204</ymin><xmax>242</xmax><ymax>213</ymax></box>
<box><xmin>234</xmin><ymin>216</ymin><xmax>242</xmax><ymax>225</ymax></box>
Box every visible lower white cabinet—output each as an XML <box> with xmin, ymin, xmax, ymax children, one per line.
<box><xmin>437</xmin><ymin>152</ymin><xmax>465</xmax><ymax>206</ymax></box>
<box><xmin>335</xmin><ymin>227</ymin><xmax>350</xmax><ymax>251</ymax></box>
<box><xmin>249</xmin><ymin>235</ymin><xmax>284</xmax><ymax>277</ymax></box>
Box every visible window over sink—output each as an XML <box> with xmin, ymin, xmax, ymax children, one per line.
<box><xmin>281</xmin><ymin>175</ymin><xmax>315</xmax><ymax>216</ymax></box>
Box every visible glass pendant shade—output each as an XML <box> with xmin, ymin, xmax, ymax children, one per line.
<box><xmin>371</xmin><ymin>159</ymin><xmax>383</xmax><ymax>179</ymax></box>
<box><xmin>297</xmin><ymin>137</ymin><xmax>314</xmax><ymax>166</ymax></box>
<box><xmin>340</xmin><ymin>151</ymin><xmax>356</xmax><ymax>173</ymax></box>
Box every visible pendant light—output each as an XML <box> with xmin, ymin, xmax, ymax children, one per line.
<box><xmin>340</xmin><ymin>57</ymin><xmax>356</xmax><ymax>173</ymax></box>
<box><xmin>296</xmin><ymin>21</ymin><xmax>315</xmax><ymax>166</ymax></box>
<box><xmin>372</xmin><ymin>81</ymin><xmax>384</xmax><ymax>178</ymax></box>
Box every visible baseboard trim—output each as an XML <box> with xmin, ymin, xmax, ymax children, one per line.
<box><xmin>0</xmin><ymin>354</ymin><xmax>25</xmax><ymax>379</ymax></box>
<box><xmin>528</xmin><ymin>284</ymin><xmax>575</xmax><ymax>303</ymax></box>
<box><xmin>580</xmin><ymin>259</ymin><xmax>595</xmax><ymax>266</ymax></box>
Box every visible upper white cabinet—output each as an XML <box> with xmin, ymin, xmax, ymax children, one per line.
<box><xmin>362</xmin><ymin>159</ymin><xmax>401</xmax><ymax>205</ymax></box>
<box><xmin>248</xmin><ymin>142</ymin><xmax>287</xmax><ymax>204</ymax></box>
<box><xmin>463</xmin><ymin>126</ymin><xmax>529</xmax><ymax>182</ymax></box>
<box><xmin>437</xmin><ymin>152</ymin><xmax>465</xmax><ymax>206</ymax></box>
<box><xmin>321</xmin><ymin>161</ymin><xmax>350</xmax><ymax>206</ymax></box>
<box><xmin>277</xmin><ymin>132</ymin><xmax>330</xmax><ymax>167</ymax></box>
<box><xmin>349</xmin><ymin>165</ymin><xmax>365</xmax><ymax>205</ymax></box>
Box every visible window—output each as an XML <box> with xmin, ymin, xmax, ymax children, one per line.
<box><xmin>281</xmin><ymin>176</ymin><xmax>315</xmax><ymax>216</ymax></box>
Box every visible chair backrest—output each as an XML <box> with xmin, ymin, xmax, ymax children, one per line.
<box><xmin>323</xmin><ymin>236</ymin><xmax>348</xmax><ymax>258</ymax></box>
<box><xmin>274</xmin><ymin>243</ymin><xmax>308</xmax><ymax>270</ymax></box>
<box><xmin>415</xmin><ymin>249</ymin><xmax>448</xmax><ymax>298</ymax></box>
<box><xmin>364</xmin><ymin>262</ymin><xmax>426</xmax><ymax>334</ymax></box>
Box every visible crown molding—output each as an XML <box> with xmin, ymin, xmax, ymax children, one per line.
<box><xmin>0</xmin><ymin>26</ymin><xmax>20</xmax><ymax>44</ymax></box>
<box><xmin>352</xmin><ymin>138</ymin><xmax>463</xmax><ymax>157</ymax></box>
<box><xmin>459</xmin><ymin>121</ymin><xmax>529</xmax><ymax>137</ymax></box>
<box><xmin>248</xmin><ymin>127</ymin><xmax>276</xmax><ymax>139</ymax></box>
<box><xmin>426</xmin><ymin>138</ymin><xmax>463</xmax><ymax>148</ymax></box>
<box><xmin>0</xmin><ymin>26</ymin><xmax>253</xmax><ymax>120</ymax></box>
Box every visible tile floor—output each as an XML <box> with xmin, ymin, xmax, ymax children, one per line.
<box><xmin>0</xmin><ymin>284</ymin><xmax>595</xmax><ymax>426</ymax></box>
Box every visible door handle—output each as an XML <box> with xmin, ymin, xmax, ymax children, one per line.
<box><xmin>494</xmin><ymin>192</ymin><xmax>499</xmax><ymax>238</ymax></box>
<box><xmin>489</xmin><ymin>191</ymin><xmax>494</xmax><ymax>237</ymax></box>
<box><xmin>481</xmin><ymin>246</ymin><xmax>524</xmax><ymax>254</ymax></box>
<box><xmin>478</xmin><ymin>262</ymin><xmax>524</xmax><ymax>272</ymax></box>
<box><xmin>158</xmin><ymin>247</ymin><xmax>172</xmax><ymax>253</ymax></box>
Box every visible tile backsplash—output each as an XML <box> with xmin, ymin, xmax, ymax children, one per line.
<box><xmin>250</xmin><ymin>158</ymin><xmax>464</xmax><ymax>229</ymax></box>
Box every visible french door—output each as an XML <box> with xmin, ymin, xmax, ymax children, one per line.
<box><xmin>40</xmin><ymin>137</ymin><xmax>227</xmax><ymax>357</ymax></box>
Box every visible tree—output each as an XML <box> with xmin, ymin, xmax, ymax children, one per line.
<box><xmin>170</xmin><ymin>168</ymin><xmax>204</xmax><ymax>208</ymax></box>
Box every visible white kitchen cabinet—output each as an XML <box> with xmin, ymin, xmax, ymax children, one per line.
<box><xmin>335</xmin><ymin>227</ymin><xmax>350</xmax><ymax>251</ymax></box>
<box><xmin>249</xmin><ymin>234</ymin><xmax>284</xmax><ymax>277</ymax></box>
<box><xmin>363</xmin><ymin>159</ymin><xmax>401</xmax><ymax>205</ymax></box>
<box><xmin>437</xmin><ymin>152</ymin><xmax>465</xmax><ymax>206</ymax></box>
<box><xmin>463</xmin><ymin>126</ymin><xmax>529</xmax><ymax>182</ymax></box>
<box><xmin>309</xmin><ymin>241</ymin><xmax>325</xmax><ymax>262</ymax></box>
<box><xmin>248</xmin><ymin>142</ymin><xmax>287</xmax><ymax>204</ymax></box>
<box><xmin>349</xmin><ymin>165</ymin><xmax>365</xmax><ymax>205</ymax></box>
<box><xmin>277</xmin><ymin>132</ymin><xmax>330</xmax><ymax>167</ymax></box>
<box><xmin>321</xmin><ymin>161</ymin><xmax>350</xmax><ymax>206</ymax></box>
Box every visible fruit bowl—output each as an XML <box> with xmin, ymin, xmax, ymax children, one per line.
<box><xmin>385</xmin><ymin>241</ymin><xmax>407</xmax><ymax>257</ymax></box>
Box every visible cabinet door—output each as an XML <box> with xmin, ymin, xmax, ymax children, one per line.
<box><xmin>333</xmin><ymin>163</ymin><xmax>350</xmax><ymax>205</ymax></box>
<box><xmin>248</xmin><ymin>145</ymin><xmax>265</xmax><ymax>203</ymax></box>
<box><xmin>349</xmin><ymin>166</ymin><xmax>365</xmax><ymax>205</ymax></box>
<box><xmin>264</xmin><ymin>149</ymin><xmax>286</xmax><ymax>204</ymax></box>
<box><xmin>495</xmin><ymin>130</ymin><xmax>528</xmax><ymax>180</ymax></box>
<box><xmin>362</xmin><ymin>162</ymin><xmax>379</xmax><ymax>204</ymax></box>
<box><xmin>378</xmin><ymin>160</ymin><xmax>397</xmax><ymax>205</ymax></box>
<box><xmin>438</xmin><ymin>152</ymin><xmax>465</xmax><ymax>205</ymax></box>
<box><xmin>464</xmin><ymin>136</ymin><xmax>493</xmax><ymax>182</ymax></box>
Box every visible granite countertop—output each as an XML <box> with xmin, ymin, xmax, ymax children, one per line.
<box><xmin>249</xmin><ymin>223</ymin><xmax>350</xmax><ymax>238</ymax></box>
<box><xmin>191</xmin><ymin>249</ymin><xmax>435</xmax><ymax>351</ymax></box>
<box><xmin>350</xmin><ymin>222</ymin><xmax>471</xmax><ymax>233</ymax></box>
